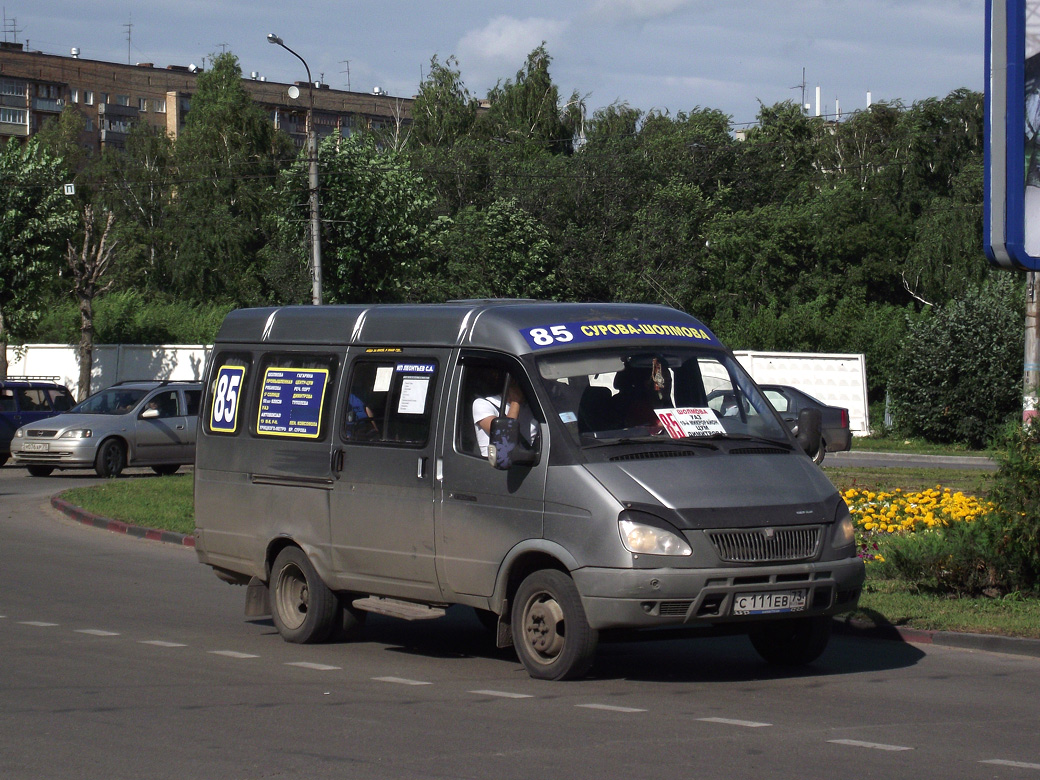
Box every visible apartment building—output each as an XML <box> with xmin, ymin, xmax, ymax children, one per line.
<box><xmin>0</xmin><ymin>42</ymin><xmax>413</xmax><ymax>152</ymax></box>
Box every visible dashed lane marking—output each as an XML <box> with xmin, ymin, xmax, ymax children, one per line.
<box><xmin>286</xmin><ymin>662</ymin><xmax>341</xmax><ymax>671</ymax></box>
<box><xmin>373</xmin><ymin>676</ymin><xmax>433</xmax><ymax>686</ymax></box>
<box><xmin>828</xmin><ymin>739</ymin><xmax>913</xmax><ymax>752</ymax></box>
<box><xmin>469</xmin><ymin>690</ymin><xmax>535</xmax><ymax>699</ymax></box>
<box><xmin>75</xmin><ymin>629</ymin><xmax>120</xmax><ymax>636</ymax></box>
<box><xmin>698</xmin><ymin>717</ymin><xmax>772</xmax><ymax>728</ymax></box>
<box><xmin>18</xmin><ymin>621</ymin><xmax>58</xmax><ymax>627</ymax></box>
<box><xmin>980</xmin><ymin>760</ymin><xmax>1040</xmax><ymax>770</ymax></box>
<box><xmin>139</xmin><ymin>640</ymin><xmax>187</xmax><ymax>647</ymax></box>
<box><xmin>208</xmin><ymin>650</ymin><xmax>260</xmax><ymax>659</ymax></box>
<box><xmin>577</xmin><ymin>704</ymin><xmax>647</xmax><ymax>713</ymax></box>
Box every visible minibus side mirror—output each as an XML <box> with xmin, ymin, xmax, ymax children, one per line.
<box><xmin>487</xmin><ymin>416</ymin><xmax>539</xmax><ymax>470</ymax></box>
<box><xmin>795</xmin><ymin>407</ymin><xmax>822</xmax><ymax>460</ymax></box>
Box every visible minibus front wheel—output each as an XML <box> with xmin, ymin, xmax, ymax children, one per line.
<box><xmin>270</xmin><ymin>546</ymin><xmax>340</xmax><ymax>644</ymax></box>
<box><xmin>512</xmin><ymin>569</ymin><xmax>598</xmax><ymax>681</ymax></box>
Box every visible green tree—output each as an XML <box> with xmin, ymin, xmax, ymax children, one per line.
<box><xmin>0</xmin><ymin>138</ymin><xmax>77</xmax><ymax>376</ymax></box>
<box><xmin>171</xmin><ymin>51</ymin><xmax>293</xmax><ymax>305</ymax></box>
<box><xmin>888</xmin><ymin>275</ymin><xmax>1023</xmax><ymax>446</ymax></box>
<box><xmin>270</xmin><ymin>135</ymin><xmax>437</xmax><ymax>304</ymax></box>
<box><xmin>426</xmin><ymin>198</ymin><xmax>554</xmax><ymax>300</ymax></box>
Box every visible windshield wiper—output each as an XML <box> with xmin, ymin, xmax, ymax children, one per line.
<box><xmin>581</xmin><ymin>434</ymin><xmax>719</xmax><ymax>450</ymax></box>
<box><xmin>699</xmin><ymin>432</ymin><xmax>795</xmax><ymax>449</ymax></box>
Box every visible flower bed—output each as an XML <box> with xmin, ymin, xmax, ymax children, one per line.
<box><xmin>842</xmin><ymin>486</ymin><xmax>993</xmax><ymax>562</ymax></box>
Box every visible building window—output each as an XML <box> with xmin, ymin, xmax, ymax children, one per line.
<box><xmin>84</xmin><ymin>91</ymin><xmax>94</xmax><ymax>105</ymax></box>
<box><xmin>115</xmin><ymin>94</ymin><xmax>130</xmax><ymax>106</ymax></box>
<box><xmin>138</xmin><ymin>97</ymin><xmax>148</xmax><ymax>112</ymax></box>
<box><xmin>0</xmin><ymin>80</ymin><xmax>25</xmax><ymax>97</ymax></box>
<box><xmin>100</xmin><ymin>92</ymin><xmax>108</xmax><ymax>105</ymax></box>
<box><xmin>153</xmin><ymin>98</ymin><xmax>166</xmax><ymax>113</ymax></box>
<box><xmin>71</xmin><ymin>88</ymin><xmax>79</xmax><ymax>104</ymax></box>
<box><xmin>0</xmin><ymin>108</ymin><xmax>28</xmax><ymax>125</ymax></box>
<box><xmin>84</xmin><ymin>118</ymin><xmax>94</xmax><ymax>131</ymax></box>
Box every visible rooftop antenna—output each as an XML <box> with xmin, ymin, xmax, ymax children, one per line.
<box><xmin>790</xmin><ymin>67</ymin><xmax>807</xmax><ymax>113</ymax></box>
<box><xmin>123</xmin><ymin>15</ymin><xmax>132</xmax><ymax>64</ymax></box>
<box><xmin>340</xmin><ymin>59</ymin><xmax>351</xmax><ymax>91</ymax></box>
<box><xmin>3</xmin><ymin>8</ymin><xmax>23</xmax><ymax>44</ymax></box>
<box><xmin>215</xmin><ymin>42</ymin><xmax>228</xmax><ymax>54</ymax></box>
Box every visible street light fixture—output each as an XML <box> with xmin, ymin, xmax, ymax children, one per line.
<box><xmin>267</xmin><ymin>32</ymin><xmax>323</xmax><ymax>305</ymax></box>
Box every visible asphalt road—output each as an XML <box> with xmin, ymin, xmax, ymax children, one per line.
<box><xmin>1</xmin><ymin>465</ymin><xmax>1037</xmax><ymax>780</ymax></box>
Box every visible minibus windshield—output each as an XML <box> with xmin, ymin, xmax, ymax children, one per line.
<box><xmin>536</xmin><ymin>348</ymin><xmax>791</xmax><ymax>446</ymax></box>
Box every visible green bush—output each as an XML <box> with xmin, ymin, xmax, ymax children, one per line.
<box><xmin>874</xmin><ymin>521</ymin><xmax>1004</xmax><ymax>595</ymax></box>
<box><xmin>888</xmin><ymin>276</ymin><xmax>1023</xmax><ymax>447</ymax></box>
<box><xmin>31</xmin><ymin>291</ymin><xmax>233</xmax><ymax>344</ymax></box>
<box><xmin>986</xmin><ymin>420</ymin><xmax>1040</xmax><ymax>591</ymax></box>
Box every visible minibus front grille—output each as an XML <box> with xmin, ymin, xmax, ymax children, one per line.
<box><xmin>707</xmin><ymin>525</ymin><xmax>822</xmax><ymax>563</ymax></box>
<box><xmin>610</xmin><ymin>450</ymin><xmax>699</xmax><ymax>462</ymax></box>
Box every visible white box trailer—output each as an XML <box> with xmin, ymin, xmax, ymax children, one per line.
<box><xmin>733</xmin><ymin>351</ymin><xmax>870</xmax><ymax>436</ymax></box>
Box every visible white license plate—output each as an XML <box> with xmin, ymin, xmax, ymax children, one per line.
<box><xmin>23</xmin><ymin>442</ymin><xmax>49</xmax><ymax>452</ymax></box>
<box><xmin>733</xmin><ymin>589</ymin><xmax>807</xmax><ymax>615</ymax></box>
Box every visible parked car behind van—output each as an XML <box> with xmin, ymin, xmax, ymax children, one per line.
<box><xmin>759</xmin><ymin>385</ymin><xmax>852</xmax><ymax>465</ymax></box>
<box><xmin>11</xmin><ymin>380</ymin><xmax>202</xmax><ymax>477</ymax></box>
<box><xmin>194</xmin><ymin>302</ymin><xmax>864</xmax><ymax>680</ymax></box>
<box><xmin>0</xmin><ymin>377</ymin><xmax>74</xmax><ymax>466</ymax></box>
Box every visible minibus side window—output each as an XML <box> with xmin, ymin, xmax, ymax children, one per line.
<box><xmin>457</xmin><ymin>360</ymin><xmax>541</xmax><ymax>459</ymax></box>
<box><xmin>206</xmin><ymin>352</ymin><xmax>253</xmax><ymax>436</ymax></box>
<box><xmin>342</xmin><ymin>359</ymin><xmax>437</xmax><ymax>447</ymax></box>
<box><xmin>252</xmin><ymin>353</ymin><xmax>338</xmax><ymax>441</ymax></box>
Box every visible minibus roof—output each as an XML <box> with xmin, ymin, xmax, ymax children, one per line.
<box><xmin>214</xmin><ymin>301</ymin><xmax>725</xmax><ymax>356</ymax></box>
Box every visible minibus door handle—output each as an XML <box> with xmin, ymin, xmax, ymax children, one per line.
<box><xmin>417</xmin><ymin>456</ymin><xmax>427</xmax><ymax>480</ymax></box>
<box><xmin>332</xmin><ymin>447</ymin><xmax>345</xmax><ymax>476</ymax></box>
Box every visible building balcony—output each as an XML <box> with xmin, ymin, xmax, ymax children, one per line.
<box><xmin>31</xmin><ymin>97</ymin><xmax>64</xmax><ymax>113</ymax></box>
<box><xmin>98</xmin><ymin>102</ymin><xmax>139</xmax><ymax>119</ymax></box>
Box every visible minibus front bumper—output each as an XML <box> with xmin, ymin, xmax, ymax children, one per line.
<box><xmin>572</xmin><ymin>557</ymin><xmax>865</xmax><ymax>631</ymax></box>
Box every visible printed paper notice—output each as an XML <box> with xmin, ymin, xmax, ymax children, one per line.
<box><xmin>397</xmin><ymin>377</ymin><xmax>429</xmax><ymax>414</ymax></box>
<box><xmin>655</xmin><ymin>407</ymin><xmax>726</xmax><ymax>438</ymax></box>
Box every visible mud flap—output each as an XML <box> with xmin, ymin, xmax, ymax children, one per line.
<box><xmin>245</xmin><ymin>576</ymin><xmax>271</xmax><ymax>617</ymax></box>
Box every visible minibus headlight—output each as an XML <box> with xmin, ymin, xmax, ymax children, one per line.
<box><xmin>619</xmin><ymin>514</ymin><xmax>692</xmax><ymax>556</ymax></box>
<box><xmin>14</xmin><ymin>428</ymin><xmax>23</xmax><ymax>438</ymax></box>
<box><xmin>60</xmin><ymin>429</ymin><xmax>92</xmax><ymax>439</ymax></box>
<box><xmin>831</xmin><ymin>505</ymin><xmax>856</xmax><ymax>549</ymax></box>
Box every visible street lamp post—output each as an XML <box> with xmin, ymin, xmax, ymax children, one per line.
<box><xmin>267</xmin><ymin>33</ymin><xmax>323</xmax><ymax>305</ymax></box>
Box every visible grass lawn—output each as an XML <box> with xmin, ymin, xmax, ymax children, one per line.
<box><xmin>56</xmin><ymin>464</ymin><xmax>1039</xmax><ymax>639</ymax></box>
<box><xmin>60</xmin><ymin>473</ymin><xmax>194</xmax><ymax>536</ymax></box>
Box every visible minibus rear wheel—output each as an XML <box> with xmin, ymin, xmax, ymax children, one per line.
<box><xmin>512</xmin><ymin>569</ymin><xmax>598</xmax><ymax>681</ymax></box>
<box><xmin>748</xmin><ymin>615</ymin><xmax>832</xmax><ymax>666</ymax></box>
<box><xmin>270</xmin><ymin>546</ymin><xmax>339</xmax><ymax>643</ymax></box>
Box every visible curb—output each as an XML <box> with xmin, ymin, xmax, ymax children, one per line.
<box><xmin>833</xmin><ymin>616</ymin><xmax>1040</xmax><ymax>659</ymax></box>
<box><xmin>50</xmin><ymin>496</ymin><xmax>195</xmax><ymax>548</ymax></box>
<box><xmin>829</xmin><ymin>450</ymin><xmax>996</xmax><ymax>468</ymax></box>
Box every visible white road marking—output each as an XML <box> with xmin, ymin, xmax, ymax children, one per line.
<box><xmin>139</xmin><ymin>640</ymin><xmax>187</xmax><ymax>648</ymax></box>
<box><xmin>828</xmin><ymin>739</ymin><xmax>913</xmax><ymax>752</ymax></box>
<box><xmin>75</xmin><ymin>629</ymin><xmax>120</xmax><ymax>637</ymax></box>
<box><xmin>980</xmin><ymin>760</ymin><xmax>1040</xmax><ymax>770</ymax></box>
<box><xmin>698</xmin><ymin>717</ymin><xmax>772</xmax><ymax>728</ymax></box>
<box><xmin>469</xmin><ymin>690</ymin><xmax>534</xmax><ymax>699</ymax></box>
<box><xmin>286</xmin><ymin>662</ymin><xmax>341</xmax><ymax>671</ymax></box>
<box><xmin>18</xmin><ymin>621</ymin><xmax>58</xmax><ymax>627</ymax></box>
<box><xmin>208</xmin><ymin>650</ymin><xmax>260</xmax><ymax>659</ymax></box>
<box><xmin>577</xmin><ymin>703</ymin><xmax>647</xmax><ymax>713</ymax></box>
<box><xmin>372</xmin><ymin>676</ymin><xmax>432</xmax><ymax>686</ymax></box>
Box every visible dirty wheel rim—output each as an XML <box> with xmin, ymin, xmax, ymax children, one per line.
<box><xmin>274</xmin><ymin>562</ymin><xmax>310</xmax><ymax>631</ymax></box>
<box><xmin>521</xmin><ymin>591</ymin><xmax>566</xmax><ymax>664</ymax></box>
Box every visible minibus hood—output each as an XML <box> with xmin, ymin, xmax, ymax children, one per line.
<box><xmin>583</xmin><ymin>453</ymin><xmax>839</xmax><ymax>529</ymax></box>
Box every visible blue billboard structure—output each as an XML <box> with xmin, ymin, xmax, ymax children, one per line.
<box><xmin>987</xmin><ymin>0</ymin><xmax>1040</xmax><ymax>270</ymax></box>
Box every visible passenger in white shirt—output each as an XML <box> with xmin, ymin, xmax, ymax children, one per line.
<box><xmin>472</xmin><ymin>377</ymin><xmax>538</xmax><ymax>457</ymax></box>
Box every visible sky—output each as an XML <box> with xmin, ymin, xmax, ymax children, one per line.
<box><xmin>13</xmin><ymin>0</ymin><xmax>984</xmax><ymax>127</ymax></box>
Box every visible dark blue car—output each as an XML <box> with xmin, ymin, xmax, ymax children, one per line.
<box><xmin>0</xmin><ymin>378</ymin><xmax>75</xmax><ymax>466</ymax></box>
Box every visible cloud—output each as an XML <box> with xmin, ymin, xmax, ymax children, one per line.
<box><xmin>457</xmin><ymin>16</ymin><xmax>568</xmax><ymax>66</ymax></box>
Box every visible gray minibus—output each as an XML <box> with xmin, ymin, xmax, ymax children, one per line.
<box><xmin>194</xmin><ymin>301</ymin><xmax>864</xmax><ymax>680</ymax></box>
